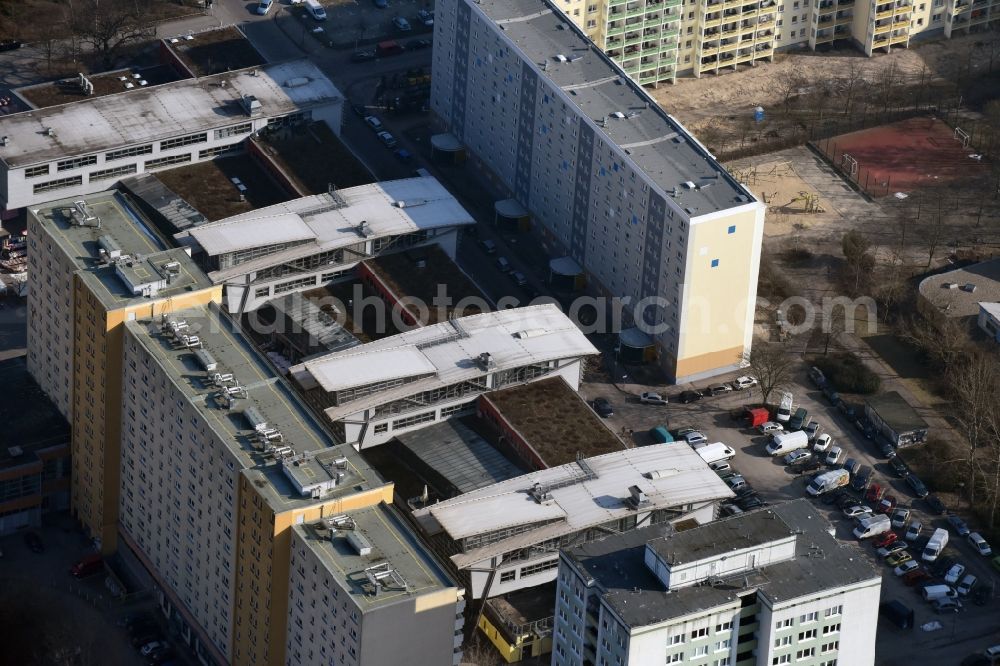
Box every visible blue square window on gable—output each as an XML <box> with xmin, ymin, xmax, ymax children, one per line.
<box><xmin>631</xmin><ymin>214</ymin><xmax>639</xmax><ymax>225</ymax></box>
<box><xmin>599</xmin><ymin>167</ymin><xmax>606</xmax><ymax>177</ymax></box>
<box><xmin>728</xmin><ymin>225</ymin><xmax>736</xmax><ymax>234</ymax></box>
<box><xmin>711</xmin><ymin>259</ymin><xmax>720</xmax><ymax>268</ymax></box>
<box><xmin>612</xmin><ymin>163</ymin><xmax>619</xmax><ymax>172</ymax></box>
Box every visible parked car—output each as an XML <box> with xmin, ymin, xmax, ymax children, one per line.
<box><xmin>732</xmin><ymin>375</ymin><xmax>758</xmax><ymax>390</ymax></box>
<box><xmin>946</xmin><ymin>515</ymin><xmax>970</xmax><ymax>537</ymax></box>
<box><xmin>373</xmin><ymin>0</ymin><xmax>388</xmax><ymax>7</ymax></box>
<box><xmin>417</xmin><ymin>8</ymin><xmax>434</xmax><ymax>25</ymax></box>
<box><xmin>592</xmin><ymin>397</ymin><xmax>613</xmax><ymax>418</ymax></box>
<box><xmin>510</xmin><ymin>271</ymin><xmax>528</xmax><ymax>287</ymax></box>
<box><xmin>797</xmin><ymin>459</ymin><xmax>823</xmax><ymax>473</ymax></box>
<box><xmin>931</xmin><ymin>556</ymin><xmax>957</xmax><ymax>578</ymax></box>
<box><xmin>887</xmin><ymin>551</ymin><xmax>912</xmax><ymax>567</ymax></box>
<box><xmin>944</xmin><ymin>563</ymin><xmax>967</xmax><ymax>585</ymax></box>
<box><xmin>392</xmin><ymin>16</ymin><xmax>412</xmax><ymax>31</ymax></box>
<box><xmin>843</xmin><ymin>504</ymin><xmax>872</xmax><ymax>519</ymax></box>
<box><xmin>888</xmin><ymin>456</ymin><xmax>910</xmax><ymax>478</ymax></box>
<box><xmin>707</xmin><ymin>383</ymin><xmax>732</xmax><ymax>396</ymax></box>
<box><xmin>932</xmin><ymin>598</ymin><xmax>962</xmax><ymax>614</ymax></box>
<box><xmin>725</xmin><ymin>475</ymin><xmax>748</xmax><ymax>492</ymax></box>
<box><xmin>376</xmin><ymin>131</ymin><xmax>397</xmax><ymax>148</ymax></box>
<box><xmin>895</xmin><ymin>560</ymin><xmax>920</xmax><ymax>577</ymax></box>
<box><xmin>803</xmin><ymin>420</ymin><xmax>821</xmax><ymax>441</ymax></box>
<box><xmin>891</xmin><ymin>508</ymin><xmax>910</xmax><ymax>529</ymax></box>
<box><xmin>825</xmin><ymin>446</ymin><xmax>843</xmax><ymax>466</ymax></box>
<box><xmin>969</xmin><ymin>532</ymin><xmax>993</xmax><ymax>557</ymax></box>
<box><xmin>0</xmin><ymin>39</ymin><xmax>23</xmax><ymax>52</ymax></box>
<box><xmin>925</xmin><ymin>495</ymin><xmax>946</xmax><ymax>514</ymax></box>
<box><xmin>813</xmin><ymin>433</ymin><xmax>833</xmax><ymax>453</ymax></box>
<box><xmin>736</xmin><ymin>494</ymin><xmax>764</xmax><ymax>510</ymax></box>
<box><xmin>255</xmin><ymin>0</ymin><xmax>273</xmax><ymax>14</ymax></box>
<box><xmin>842</xmin><ymin>457</ymin><xmax>862</xmax><ymax>477</ymax></box>
<box><xmin>957</xmin><ymin>574</ymin><xmax>978</xmax><ymax>596</ymax></box>
<box><xmin>904</xmin><ymin>521</ymin><xmax>923</xmax><ymax>541</ymax></box>
<box><xmin>406</xmin><ymin>38</ymin><xmax>432</xmax><ymax>49</ymax></box>
<box><xmin>875</xmin><ymin>437</ymin><xmax>896</xmax><ymax>458</ymax></box>
<box><xmin>876</xmin><ymin>496</ymin><xmax>897</xmax><ymax>515</ymax></box>
<box><xmin>873</xmin><ymin>531</ymin><xmax>899</xmax><ymax>549</ymax></box>
<box><xmin>906</xmin><ymin>475</ymin><xmax>929</xmax><ymax>498</ymax></box>
<box><xmin>677</xmin><ymin>390</ymin><xmax>702</xmax><ymax>404</ymax></box>
<box><xmin>140</xmin><ymin>641</ymin><xmax>168</xmax><ymax>657</ymax></box>
<box><xmin>364</xmin><ymin>115</ymin><xmax>384</xmax><ymax>131</ymax></box>
<box><xmin>878</xmin><ymin>542</ymin><xmax>908</xmax><ymax>558</ymax></box>
<box><xmin>639</xmin><ymin>392</ymin><xmax>668</xmax><ymax>406</ymax></box>
<box><xmin>351</xmin><ymin>50</ymin><xmax>377</xmax><ymax>62</ymax></box>
<box><xmin>808</xmin><ymin>365</ymin><xmax>827</xmax><ymax>387</ymax></box>
<box><xmin>759</xmin><ymin>421</ymin><xmax>784</xmax><ymax>434</ymax></box>
<box><xmin>784</xmin><ymin>450</ymin><xmax>811</xmax><ymax>466</ymax></box>
<box><xmin>902</xmin><ymin>566</ymin><xmax>930</xmax><ymax>584</ymax></box>
<box><xmin>710</xmin><ymin>461</ymin><xmax>732</xmax><ymax>473</ymax></box>
<box><xmin>23</xmin><ymin>532</ymin><xmax>43</xmax><ymax>553</ymax></box>
<box><xmin>673</xmin><ymin>427</ymin><xmax>697</xmax><ymax>438</ymax></box>
<box><xmin>684</xmin><ymin>431</ymin><xmax>708</xmax><ymax>446</ymax></box>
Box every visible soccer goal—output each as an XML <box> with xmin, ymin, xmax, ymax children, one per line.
<box><xmin>841</xmin><ymin>153</ymin><xmax>858</xmax><ymax>177</ymax></box>
<box><xmin>955</xmin><ymin>127</ymin><xmax>970</xmax><ymax>148</ymax></box>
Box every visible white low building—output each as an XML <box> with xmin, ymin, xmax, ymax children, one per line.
<box><xmin>289</xmin><ymin>304</ymin><xmax>598</xmax><ymax>447</ymax></box>
<box><xmin>176</xmin><ymin>176</ymin><xmax>475</xmax><ymax>313</ymax></box>
<box><xmin>553</xmin><ymin>499</ymin><xmax>881</xmax><ymax>666</ymax></box>
<box><xmin>412</xmin><ymin>445</ymin><xmax>733</xmax><ymax>600</ymax></box>
<box><xmin>0</xmin><ymin>60</ymin><xmax>343</xmax><ymax>212</ymax></box>
<box><xmin>978</xmin><ymin>302</ymin><xmax>1000</xmax><ymax>344</ymax></box>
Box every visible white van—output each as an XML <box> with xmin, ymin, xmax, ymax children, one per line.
<box><xmin>305</xmin><ymin>0</ymin><xmax>327</xmax><ymax>20</ymax></box>
<box><xmin>920</xmin><ymin>584</ymin><xmax>958</xmax><ymax>602</ymax></box>
<box><xmin>766</xmin><ymin>430</ymin><xmax>809</xmax><ymax>456</ymax></box>
<box><xmin>695</xmin><ymin>443</ymin><xmax>736</xmax><ymax>466</ymax></box>
<box><xmin>852</xmin><ymin>513</ymin><xmax>890</xmax><ymax>539</ymax></box>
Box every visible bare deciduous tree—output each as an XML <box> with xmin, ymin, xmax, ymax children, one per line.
<box><xmin>948</xmin><ymin>352</ymin><xmax>1000</xmax><ymax>508</ymax></box>
<box><xmin>841</xmin><ymin>230</ymin><xmax>874</xmax><ymax>295</ymax></box>
<box><xmin>68</xmin><ymin>0</ymin><xmax>155</xmax><ymax>69</ymax></box>
<box><xmin>742</xmin><ymin>343</ymin><xmax>797</xmax><ymax>407</ymax></box>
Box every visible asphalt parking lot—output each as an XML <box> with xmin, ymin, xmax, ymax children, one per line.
<box><xmin>578</xmin><ymin>361</ymin><xmax>1000</xmax><ymax>664</ymax></box>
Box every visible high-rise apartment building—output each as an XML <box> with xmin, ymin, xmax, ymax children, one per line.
<box><xmin>119</xmin><ymin>302</ymin><xmax>463</xmax><ymax>666</ymax></box>
<box><xmin>552</xmin><ymin>499</ymin><xmax>881</xmax><ymax>666</ymax></box>
<box><xmin>431</xmin><ymin>0</ymin><xmax>765</xmax><ymax>381</ymax></box>
<box><xmin>556</xmin><ymin>0</ymin><xmax>975</xmax><ymax>85</ymax></box>
<box><xmin>287</xmin><ymin>504</ymin><xmax>465</xmax><ymax>666</ymax></box>
<box><xmin>27</xmin><ymin>192</ymin><xmax>222</xmax><ymax>552</ymax></box>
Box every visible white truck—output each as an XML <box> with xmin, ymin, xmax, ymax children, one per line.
<box><xmin>853</xmin><ymin>513</ymin><xmax>891</xmax><ymax>539</ymax></box>
<box><xmin>806</xmin><ymin>469</ymin><xmax>850</xmax><ymax>496</ymax></box>
<box><xmin>695</xmin><ymin>442</ymin><xmax>736</xmax><ymax>465</ymax></box>
<box><xmin>766</xmin><ymin>430</ymin><xmax>809</xmax><ymax>456</ymax></box>
<box><xmin>776</xmin><ymin>391</ymin><xmax>794</xmax><ymax>423</ymax></box>
<box><xmin>922</xmin><ymin>528</ymin><xmax>949</xmax><ymax>562</ymax></box>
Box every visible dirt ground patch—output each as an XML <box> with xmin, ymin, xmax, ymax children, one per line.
<box><xmin>0</xmin><ymin>0</ymin><xmax>199</xmax><ymax>44</ymax></box>
<box><xmin>260</xmin><ymin>122</ymin><xmax>372</xmax><ymax>195</ymax></box>
<box><xmin>155</xmin><ymin>154</ymin><xmax>292</xmax><ymax>221</ymax></box>
<box><xmin>167</xmin><ymin>26</ymin><xmax>265</xmax><ymax>76</ymax></box>
<box><xmin>16</xmin><ymin>65</ymin><xmax>180</xmax><ymax>108</ymax></box>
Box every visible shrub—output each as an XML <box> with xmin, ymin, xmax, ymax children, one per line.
<box><xmin>813</xmin><ymin>352</ymin><xmax>881</xmax><ymax>394</ymax></box>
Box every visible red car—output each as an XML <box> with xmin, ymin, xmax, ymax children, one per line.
<box><xmin>873</xmin><ymin>531</ymin><xmax>898</xmax><ymax>549</ymax></box>
<box><xmin>866</xmin><ymin>483</ymin><xmax>886</xmax><ymax>503</ymax></box>
<box><xmin>876</xmin><ymin>495</ymin><xmax>897</xmax><ymax>515</ymax></box>
<box><xmin>902</xmin><ymin>568</ymin><xmax>931</xmax><ymax>586</ymax></box>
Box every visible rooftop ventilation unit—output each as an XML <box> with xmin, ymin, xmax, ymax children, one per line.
<box><xmin>269</xmin><ymin>445</ymin><xmax>294</xmax><ymax>458</ymax></box>
<box><xmin>194</xmin><ymin>349</ymin><xmax>218</xmax><ymax>372</ymax></box>
<box><xmin>626</xmin><ymin>485</ymin><xmax>651</xmax><ymax>510</ymax></box>
<box><xmin>257</xmin><ymin>427</ymin><xmax>284</xmax><ymax>444</ymax></box>
<box><xmin>284</xmin><ymin>76</ymin><xmax>311</xmax><ymax>88</ymax></box>
<box><xmin>210</xmin><ymin>372</ymin><xmax>235</xmax><ymax>387</ymax></box>
<box><xmin>364</xmin><ymin>562</ymin><xmax>408</xmax><ymax>596</ymax></box>
<box><xmin>240</xmin><ymin>94</ymin><xmax>262</xmax><ymax>116</ymax></box>
<box><xmin>7</xmin><ymin>446</ymin><xmax>23</xmax><ymax>457</ymax></box>
<box><xmin>529</xmin><ymin>482</ymin><xmax>554</xmax><ymax>504</ymax></box>
<box><xmin>347</xmin><ymin>532</ymin><xmax>373</xmax><ymax>556</ymax></box>
<box><xmin>44</xmin><ymin>127</ymin><xmax>56</xmax><ymax>137</ymax></box>
<box><xmin>223</xmin><ymin>383</ymin><xmax>248</xmax><ymax>399</ymax></box>
<box><xmin>97</xmin><ymin>234</ymin><xmax>122</xmax><ymax>260</ymax></box>
<box><xmin>475</xmin><ymin>352</ymin><xmax>495</xmax><ymax>371</ymax></box>
<box><xmin>329</xmin><ymin>515</ymin><xmax>356</xmax><ymax>530</ymax></box>
<box><xmin>555</xmin><ymin>54</ymin><xmax>568</xmax><ymax>62</ymax></box>
<box><xmin>611</xmin><ymin>111</ymin><xmax>625</xmax><ymax>119</ymax></box>
<box><xmin>357</xmin><ymin>220</ymin><xmax>374</xmax><ymax>237</ymax></box>
<box><xmin>0</xmin><ymin>136</ymin><xmax>8</xmax><ymax>146</ymax></box>
<box><xmin>177</xmin><ymin>334</ymin><xmax>202</xmax><ymax>349</ymax></box>
<box><xmin>514</xmin><ymin>328</ymin><xmax>548</xmax><ymax>339</ymax></box>
<box><xmin>71</xmin><ymin>201</ymin><xmax>101</xmax><ymax>228</ymax></box>
<box><xmin>961</xmin><ymin>283</ymin><xmax>977</xmax><ymax>293</ymax></box>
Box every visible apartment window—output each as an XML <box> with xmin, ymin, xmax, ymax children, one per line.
<box><xmin>776</xmin><ymin>619</ymin><xmax>793</xmax><ymax>630</ymax></box>
<box><xmin>823</xmin><ymin>623</ymin><xmax>840</xmax><ymax>636</ymax></box>
<box><xmin>666</xmin><ymin>654</ymin><xmax>684</xmax><ymax>664</ymax></box>
<box><xmin>587</xmin><ymin>2</ymin><xmax>597</xmax><ymax>9</ymax></box>
<box><xmin>254</xmin><ymin>287</ymin><xmax>270</xmax><ymax>298</ymax></box>
<box><xmin>798</xmin><ymin>629</ymin><xmax>817</xmax><ymax>641</ymax></box>
<box><xmin>713</xmin><ymin>659</ymin><xmax>730</xmax><ymax>666</ymax></box>
<box><xmin>24</xmin><ymin>165</ymin><xmax>50</xmax><ymax>178</ymax></box>
<box><xmin>33</xmin><ymin>175</ymin><xmax>83</xmax><ymax>194</ymax></box>
<box><xmin>199</xmin><ymin>145</ymin><xmax>241</xmax><ymax>159</ymax></box>
<box><xmin>821</xmin><ymin>641</ymin><xmax>839</xmax><ymax>654</ymax></box>
<box><xmin>772</xmin><ymin>657</ymin><xmax>791</xmax><ymax>666</ymax></box>
<box><xmin>775</xmin><ymin>636</ymin><xmax>792</xmax><ymax>648</ymax></box>
<box><xmin>668</xmin><ymin>634</ymin><xmax>685</xmax><ymax>646</ymax></box>
<box><xmin>160</xmin><ymin>132</ymin><xmax>207</xmax><ymax>150</ymax></box>
<box><xmin>587</xmin><ymin>19</ymin><xmax>597</xmax><ymax>27</ymax></box>
<box><xmin>106</xmin><ymin>144</ymin><xmax>153</xmax><ymax>161</ymax></box>
<box><xmin>499</xmin><ymin>570</ymin><xmax>516</xmax><ymax>583</ymax></box>
<box><xmin>715</xmin><ymin>639</ymin><xmax>731</xmax><ymax>652</ymax></box>
<box><xmin>373</xmin><ymin>423</ymin><xmax>388</xmax><ymax>434</ymax></box>
<box><xmin>273</xmin><ymin>276</ymin><xmax>317</xmax><ymax>294</ymax></box>
<box><xmin>57</xmin><ymin>155</ymin><xmax>97</xmax><ymax>171</ymax></box>
<box><xmin>800</xmin><ymin>612</ymin><xmax>818</xmax><ymax>623</ymax></box>
<box><xmin>796</xmin><ymin>648</ymin><xmax>815</xmax><ymax>660</ymax></box>
<box><xmin>441</xmin><ymin>401</ymin><xmax>474</xmax><ymax>417</ymax></box>
<box><xmin>716</xmin><ymin>621</ymin><xmax>732</xmax><ymax>633</ymax></box>
<box><xmin>692</xmin><ymin>646</ymin><xmax>708</xmax><ymax>657</ymax></box>
<box><xmin>520</xmin><ymin>559</ymin><xmax>560</xmax><ymax>577</ymax></box>
<box><xmin>932</xmin><ymin>12</ymin><xmax>942</xmax><ymax>20</ymax></box>
<box><xmin>824</xmin><ymin>605</ymin><xmax>842</xmax><ymax>617</ymax></box>
<box><xmin>215</xmin><ymin>122</ymin><xmax>253</xmax><ymax>140</ymax></box>
<box><xmin>690</xmin><ymin>628</ymin><xmax>709</xmax><ymax>640</ymax></box>
<box><xmin>711</xmin><ymin>259</ymin><xmax>719</xmax><ymax>267</ymax></box>
<box><xmin>145</xmin><ymin>153</ymin><xmax>192</xmax><ymax>170</ymax></box>
<box><xmin>391</xmin><ymin>410</ymin><xmax>436</xmax><ymax>430</ymax></box>
<box><xmin>89</xmin><ymin>163</ymin><xmax>137</xmax><ymax>182</ymax></box>
<box><xmin>727</xmin><ymin>225</ymin><xmax>736</xmax><ymax>234</ymax></box>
